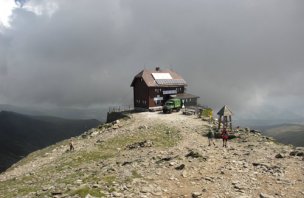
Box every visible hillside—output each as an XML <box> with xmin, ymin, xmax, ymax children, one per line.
<box><xmin>0</xmin><ymin>112</ymin><xmax>303</xmax><ymax>198</ymax></box>
<box><xmin>263</xmin><ymin>124</ymin><xmax>304</xmax><ymax>147</ymax></box>
<box><xmin>0</xmin><ymin>111</ymin><xmax>100</xmax><ymax>172</ymax></box>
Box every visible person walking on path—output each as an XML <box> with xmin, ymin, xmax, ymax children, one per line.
<box><xmin>207</xmin><ymin>126</ymin><xmax>216</xmax><ymax>146</ymax></box>
<box><xmin>69</xmin><ymin>140</ymin><xmax>75</xmax><ymax>151</ymax></box>
<box><xmin>221</xmin><ymin>127</ymin><xmax>229</xmax><ymax>147</ymax></box>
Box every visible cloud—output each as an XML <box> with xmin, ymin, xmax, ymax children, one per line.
<box><xmin>0</xmin><ymin>0</ymin><xmax>303</xmax><ymax>120</ymax></box>
<box><xmin>0</xmin><ymin>0</ymin><xmax>18</xmax><ymax>27</ymax></box>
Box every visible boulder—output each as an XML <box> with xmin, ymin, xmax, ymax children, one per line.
<box><xmin>192</xmin><ymin>192</ymin><xmax>202</xmax><ymax>198</ymax></box>
<box><xmin>138</xmin><ymin>125</ymin><xmax>148</xmax><ymax>130</ymax></box>
<box><xmin>250</xmin><ymin>129</ymin><xmax>261</xmax><ymax>133</ymax></box>
<box><xmin>126</xmin><ymin>140</ymin><xmax>153</xmax><ymax>149</ymax></box>
<box><xmin>275</xmin><ymin>153</ymin><xmax>284</xmax><ymax>159</ymax></box>
<box><xmin>185</xmin><ymin>150</ymin><xmax>202</xmax><ymax>158</ymax></box>
<box><xmin>290</xmin><ymin>150</ymin><xmax>304</xmax><ymax>157</ymax></box>
<box><xmin>175</xmin><ymin>164</ymin><xmax>185</xmax><ymax>170</ymax></box>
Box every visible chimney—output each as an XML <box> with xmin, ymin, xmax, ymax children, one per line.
<box><xmin>155</xmin><ymin>67</ymin><xmax>160</xmax><ymax>71</ymax></box>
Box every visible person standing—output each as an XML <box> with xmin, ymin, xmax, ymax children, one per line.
<box><xmin>207</xmin><ymin>126</ymin><xmax>216</xmax><ymax>146</ymax></box>
<box><xmin>221</xmin><ymin>127</ymin><xmax>229</xmax><ymax>147</ymax></box>
<box><xmin>69</xmin><ymin>140</ymin><xmax>75</xmax><ymax>151</ymax></box>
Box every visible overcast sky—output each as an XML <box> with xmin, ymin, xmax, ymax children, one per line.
<box><xmin>0</xmin><ymin>0</ymin><xmax>303</xmax><ymax>120</ymax></box>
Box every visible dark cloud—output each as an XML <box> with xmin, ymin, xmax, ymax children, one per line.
<box><xmin>0</xmin><ymin>0</ymin><xmax>303</xmax><ymax>120</ymax></box>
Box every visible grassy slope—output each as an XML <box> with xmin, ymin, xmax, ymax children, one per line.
<box><xmin>0</xmin><ymin>121</ymin><xmax>181</xmax><ymax>197</ymax></box>
<box><xmin>0</xmin><ymin>111</ymin><xmax>100</xmax><ymax>172</ymax></box>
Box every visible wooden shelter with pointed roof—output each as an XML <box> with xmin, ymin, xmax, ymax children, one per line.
<box><xmin>217</xmin><ymin>105</ymin><xmax>233</xmax><ymax>130</ymax></box>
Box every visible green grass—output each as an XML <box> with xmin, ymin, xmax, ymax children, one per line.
<box><xmin>74</xmin><ymin>149</ymin><xmax>115</xmax><ymax>164</ymax></box>
<box><xmin>131</xmin><ymin>170</ymin><xmax>142</xmax><ymax>178</ymax></box>
<box><xmin>99</xmin><ymin>124</ymin><xmax>181</xmax><ymax>150</ymax></box>
<box><xmin>16</xmin><ymin>185</ymin><xmax>39</xmax><ymax>196</ymax></box>
<box><xmin>0</xmin><ymin>176</ymin><xmax>42</xmax><ymax>198</ymax></box>
<box><xmin>8</xmin><ymin>140</ymin><xmax>69</xmax><ymax>171</ymax></box>
<box><xmin>71</xmin><ymin>186</ymin><xmax>105</xmax><ymax>197</ymax></box>
<box><xmin>102</xmin><ymin>175</ymin><xmax>116</xmax><ymax>185</ymax></box>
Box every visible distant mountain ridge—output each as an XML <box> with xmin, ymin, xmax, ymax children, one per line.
<box><xmin>0</xmin><ymin>111</ymin><xmax>100</xmax><ymax>172</ymax></box>
<box><xmin>234</xmin><ymin>119</ymin><xmax>304</xmax><ymax>147</ymax></box>
<box><xmin>0</xmin><ymin>104</ymin><xmax>107</xmax><ymax>121</ymax></box>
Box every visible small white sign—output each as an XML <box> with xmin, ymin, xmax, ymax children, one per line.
<box><xmin>163</xmin><ymin>90</ymin><xmax>177</xmax><ymax>95</ymax></box>
<box><xmin>154</xmin><ymin>96</ymin><xmax>163</xmax><ymax>101</ymax></box>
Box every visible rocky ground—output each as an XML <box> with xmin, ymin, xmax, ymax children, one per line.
<box><xmin>0</xmin><ymin>111</ymin><xmax>303</xmax><ymax>198</ymax></box>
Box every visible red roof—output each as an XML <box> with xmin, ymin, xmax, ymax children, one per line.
<box><xmin>131</xmin><ymin>68</ymin><xmax>187</xmax><ymax>87</ymax></box>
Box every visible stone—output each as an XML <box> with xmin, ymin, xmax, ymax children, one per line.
<box><xmin>152</xmin><ymin>191</ymin><xmax>163</xmax><ymax>196</ymax></box>
<box><xmin>275</xmin><ymin>153</ymin><xmax>284</xmax><ymax>158</ymax></box>
<box><xmin>92</xmin><ymin>184</ymin><xmax>100</xmax><ymax>188</ymax></box>
<box><xmin>51</xmin><ymin>191</ymin><xmax>63</xmax><ymax>196</ymax></box>
<box><xmin>250</xmin><ymin>129</ymin><xmax>261</xmax><ymax>133</ymax></box>
<box><xmin>182</xmin><ymin>170</ymin><xmax>188</xmax><ymax>178</ymax></box>
<box><xmin>112</xmin><ymin>192</ymin><xmax>123</xmax><ymax>197</ymax></box>
<box><xmin>234</xmin><ymin>183</ymin><xmax>245</xmax><ymax>190</ymax></box>
<box><xmin>204</xmin><ymin>177</ymin><xmax>214</xmax><ymax>182</ymax></box>
<box><xmin>185</xmin><ymin>150</ymin><xmax>202</xmax><ymax>158</ymax></box>
<box><xmin>232</xmin><ymin>181</ymin><xmax>239</xmax><ymax>185</ymax></box>
<box><xmin>192</xmin><ymin>191</ymin><xmax>202</xmax><ymax>198</ymax></box>
<box><xmin>112</xmin><ymin>125</ymin><xmax>119</xmax><ymax>129</ymax></box>
<box><xmin>127</xmin><ymin>140</ymin><xmax>153</xmax><ymax>149</ymax></box>
<box><xmin>237</xmin><ymin>195</ymin><xmax>252</xmax><ymax>198</ymax></box>
<box><xmin>85</xmin><ymin>194</ymin><xmax>97</xmax><ymax>198</ymax></box>
<box><xmin>156</xmin><ymin>156</ymin><xmax>175</xmax><ymax>164</ymax></box>
<box><xmin>96</xmin><ymin>139</ymin><xmax>104</xmax><ymax>144</ymax></box>
<box><xmin>90</xmin><ymin>131</ymin><xmax>99</xmax><ymax>137</ymax></box>
<box><xmin>260</xmin><ymin>193</ymin><xmax>275</xmax><ymax>198</ymax></box>
<box><xmin>141</xmin><ymin>186</ymin><xmax>152</xmax><ymax>193</ymax></box>
<box><xmin>175</xmin><ymin>164</ymin><xmax>185</xmax><ymax>170</ymax></box>
<box><xmin>75</xmin><ymin>179</ymin><xmax>83</xmax><ymax>184</ymax></box>
<box><xmin>138</xmin><ymin>125</ymin><xmax>148</xmax><ymax>130</ymax></box>
<box><xmin>42</xmin><ymin>186</ymin><xmax>52</xmax><ymax>191</ymax></box>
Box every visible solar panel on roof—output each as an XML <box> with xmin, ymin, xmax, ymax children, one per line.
<box><xmin>152</xmin><ymin>73</ymin><xmax>172</xmax><ymax>80</ymax></box>
<box><xmin>155</xmin><ymin>79</ymin><xmax>186</xmax><ymax>85</ymax></box>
